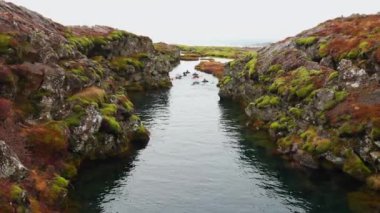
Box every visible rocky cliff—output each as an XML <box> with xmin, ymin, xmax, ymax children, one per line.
<box><xmin>0</xmin><ymin>1</ymin><xmax>179</xmax><ymax>212</ymax></box>
<box><xmin>219</xmin><ymin>14</ymin><xmax>380</xmax><ymax>189</ymax></box>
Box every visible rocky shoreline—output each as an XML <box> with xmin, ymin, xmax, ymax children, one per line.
<box><xmin>219</xmin><ymin>14</ymin><xmax>380</xmax><ymax>189</ymax></box>
<box><xmin>0</xmin><ymin>1</ymin><xmax>179</xmax><ymax>212</ymax></box>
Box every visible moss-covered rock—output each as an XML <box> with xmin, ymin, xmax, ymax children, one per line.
<box><xmin>0</xmin><ymin>2</ymin><xmax>180</xmax><ymax>211</ymax></box>
<box><xmin>254</xmin><ymin>95</ymin><xmax>280</xmax><ymax>108</ymax></box>
<box><xmin>101</xmin><ymin>116</ymin><xmax>121</xmax><ymax>135</ymax></box>
<box><xmin>219</xmin><ymin>11</ymin><xmax>380</xmax><ymax>191</ymax></box>
<box><xmin>343</xmin><ymin>150</ymin><xmax>372</xmax><ymax>180</ymax></box>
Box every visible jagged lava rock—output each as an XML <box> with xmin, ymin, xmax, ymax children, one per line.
<box><xmin>0</xmin><ymin>1</ymin><xmax>179</xmax><ymax>211</ymax></box>
<box><xmin>219</xmin><ymin>14</ymin><xmax>380</xmax><ymax>188</ymax></box>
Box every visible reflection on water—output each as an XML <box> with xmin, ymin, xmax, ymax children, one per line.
<box><xmin>67</xmin><ymin>59</ymin><xmax>366</xmax><ymax>213</ymax></box>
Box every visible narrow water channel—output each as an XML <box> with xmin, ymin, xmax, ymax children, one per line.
<box><xmin>68</xmin><ymin>59</ymin><xmax>363</xmax><ymax>213</ymax></box>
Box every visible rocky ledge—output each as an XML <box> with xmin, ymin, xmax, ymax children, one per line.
<box><xmin>219</xmin><ymin>14</ymin><xmax>380</xmax><ymax>189</ymax></box>
<box><xmin>0</xmin><ymin>1</ymin><xmax>179</xmax><ymax>212</ymax></box>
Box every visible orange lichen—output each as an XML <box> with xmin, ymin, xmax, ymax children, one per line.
<box><xmin>23</xmin><ymin>121</ymin><xmax>68</xmax><ymax>153</ymax></box>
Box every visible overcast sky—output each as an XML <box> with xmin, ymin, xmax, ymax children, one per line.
<box><xmin>6</xmin><ymin>0</ymin><xmax>380</xmax><ymax>45</ymax></box>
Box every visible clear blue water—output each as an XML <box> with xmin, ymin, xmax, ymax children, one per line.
<box><xmin>67</xmin><ymin>59</ymin><xmax>367</xmax><ymax>213</ymax></box>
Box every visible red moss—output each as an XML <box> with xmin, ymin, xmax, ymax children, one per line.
<box><xmin>0</xmin><ymin>98</ymin><xmax>12</xmax><ymax>120</ymax></box>
<box><xmin>299</xmin><ymin>15</ymin><xmax>380</xmax><ymax>60</ymax></box>
<box><xmin>327</xmin><ymin>37</ymin><xmax>360</xmax><ymax>59</ymax></box>
<box><xmin>327</xmin><ymin>86</ymin><xmax>380</xmax><ymax>124</ymax></box>
<box><xmin>23</xmin><ymin>121</ymin><xmax>69</xmax><ymax>153</ymax></box>
<box><xmin>195</xmin><ymin>60</ymin><xmax>225</xmax><ymax>79</ymax></box>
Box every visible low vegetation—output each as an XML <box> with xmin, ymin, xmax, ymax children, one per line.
<box><xmin>178</xmin><ymin>45</ymin><xmax>256</xmax><ymax>59</ymax></box>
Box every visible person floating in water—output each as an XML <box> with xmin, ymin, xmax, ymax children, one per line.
<box><xmin>192</xmin><ymin>73</ymin><xmax>199</xmax><ymax>79</ymax></box>
<box><xmin>192</xmin><ymin>81</ymin><xmax>200</xmax><ymax>85</ymax></box>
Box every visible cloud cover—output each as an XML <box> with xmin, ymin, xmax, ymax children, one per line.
<box><xmin>6</xmin><ymin>0</ymin><xmax>380</xmax><ymax>45</ymax></box>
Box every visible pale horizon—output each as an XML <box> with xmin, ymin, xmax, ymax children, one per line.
<box><xmin>6</xmin><ymin>0</ymin><xmax>380</xmax><ymax>46</ymax></box>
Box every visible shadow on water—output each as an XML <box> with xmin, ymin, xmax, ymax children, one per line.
<box><xmin>66</xmin><ymin>154</ymin><xmax>138</xmax><ymax>212</ymax></box>
<box><xmin>218</xmin><ymin>99</ymin><xmax>363</xmax><ymax>213</ymax></box>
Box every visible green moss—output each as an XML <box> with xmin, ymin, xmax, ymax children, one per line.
<box><xmin>274</xmin><ymin>67</ymin><xmax>320</xmax><ymax>99</ymax></box>
<box><xmin>319</xmin><ymin>42</ymin><xmax>329</xmax><ymax>57</ymax></box>
<box><xmin>269</xmin><ymin>77</ymin><xmax>286</xmax><ymax>93</ymax></box>
<box><xmin>220</xmin><ymin>76</ymin><xmax>232</xmax><ymax>86</ymax></box>
<box><xmin>125</xmin><ymin>82</ymin><xmax>144</xmax><ymax>92</ymax></box>
<box><xmin>178</xmin><ymin>45</ymin><xmax>252</xmax><ymax>59</ymax></box>
<box><xmin>339</xmin><ymin>122</ymin><xmax>365</xmax><ymax>137</ymax></box>
<box><xmin>229</xmin><ymin>60</ymin><xmax>238</xmax><ymax>68</ymax></box>
<box><xmin>129</xmin><ymin>114</ymin><xmax>140</xmax><ymax>122</ymax></box>
<box><xmin>102</xmin><ymin>116</ymin><xmax>121</xmax><ymax>134</ymax></box>
<box><xmin>123</xmin><ymin>100</ymin><xmax>134</xmax><ymax>112</ymax></box>
<box><xmin>300</xmin><ymin>127</ymin><xmax>331</xmax><ymax>154</ymax></box>
<box><xmin>54</xmin><ymin>175</ymin><xmax>69</xmax><ymax>188</ymax></box>
<box><xmin>62</xmin><ymin>163</ymin><xmax>78</xmax><ymax>179</ymax></box>
<box><xmin>107</xmin><ymin>30</ymin><xmax>127</xmax><ymax>40</ymax></box>
<box><xmin>305</xmin><ymin>89</ymin><xmax>318</xmax><ymax>104</ymax></box>
<box><xmin>346</xmin><ymin>49</ymin><xmax>360</xmax><ymax>59</ymax></box>
<box><xmin>159</xmin><ymin>79</ymin><xmax>172</xmax><ymax>88</ymax></box>
<box><xmin>300</xmin><ymin>127</ymin><xmax>317</xmax><ymax>141</ymax></box>
<box><xmin>371</xmin><ymin>128</ymin><xmax>380</xmax><ymax>141</ymax></box>
<box><xmin>359</xmin><ymin>41</ymin><xmax>369</xmax><ymax>51</ymax></box>
<box><xmin>92</xmin><ymin>55</ymin><xmax>105</xmax><ymax>63</ymax></box>
<box><xmin>258</xmin><ymin>74</ymin><xmax>271</xmax><ymax>83</ymax></box>
<box><xmin>10</xmin><ymin>185</ymin><xmax>23</xmax><ymax>202</ymax></box>
<box><xmin>100</xmin><ymin>103</ymin><xmax>117</xmax><ymax>116</ymax></box>
<box><xmin>68</xmin><ymin>36</ymin><xmax>94</xmax><ymax>50</ymax></box>
<box><xmin>244</xmin><ymin>52</ymin><xmax>258</xmax><ymax>77</ymax></box>
<box><xmin>323</xmin><ymin>90</ymin><xmax>348</xmax><ymax>110</ymax></box>
<box><xmin>67</xmin><ymin>66</ymin><xmax>93</xmax><ymax>83</ymax></box>
<box><xmin>68</xmin><ymin>67</ymin><xmax>85</xmax><ymax>75</ymax></box>
<box><xmin>270</xmin><ymin>121</ymin><xmax>287</xmax><ymax>130</ymax></box>
<box><xmin>335</xmin><ymin>90</ymin><xmax>348</xmax><ymax>102</ymax></box>
<box><xmin>328</xmin><ymin>71</ymin><xmax>339</xmax><ymax>81</ymax></box>
<box><xmin>115</xmin><ymin>95</ymin><xmax>134</xmax><ymax>112</ymax></box>
<box><xmin>295</xmin><ymin>36</ymin><xmax>318</xmax><ymax>46</ymax></box>
<box><xmin>111</xmin><ymin>57</ymin><xmax>144</xmax><ymax>71</ymax></box>
<box><xmin>64</xmin><ymin>110</ymin><xmax>85</xmax><ymax>127</ymax></box>
<box><xmin>296</xmin><ymin>83</ymin><xmax>314</xmax><ymax>98</ymax></box>
<box><xmin>343</xmin><ymin>150</ymin><xmax>371</xmax><ymax>180</ymax></box>
<box><xmin>270</xmin><ymin>115</ymin><xmax>295</xmax><ymax>132</ymax></box>
<box><xmin>315</xmin><ymin>139</ymin><xmax>332</xmax><ymax>153</ymax></box>
<box><xmin>277</xmin><ymin>136</ymin><xmax>294</xmax><ymax>150</ymax></box>
<box><xmin>49</xmin><ymin>175</ymin><xmax>69</xmax><ymax>201</ymax></box>
<box><xmin>288</xmin><ymin>107</ymin><xmax>303</xmax><ymax>118</ymax></box>
<box><xmin>254</xmin><ymin>95</ymin><xmax>280</xmax><ymax>108</ymax></box>
<box><xmin>371</xmin><ymin>118</ymin><xmax>380</xmax><ymax>140</ymax></box>
<box><xmin>268</xmin><ymin>64</ymin><xmax>282</xmax><ymax>73</ymax></box>
<box><xmin>137</xmin><ymin>125</ymin><xmax>148</xmax><ymax>135</ymax></box>
<box><xmin>0</xmin><ymin>34</ymin><xmax>12</xmax><ymax>54</ymax></box>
